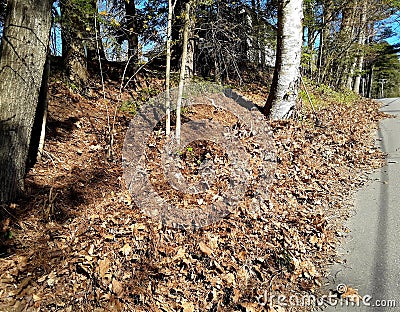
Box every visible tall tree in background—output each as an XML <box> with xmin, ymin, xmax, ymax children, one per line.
<box><xmin>316</xmin><ymin>0</ymin><xmax>336</xmax><ymax>84</ymax></box>
<box><xmin>125</xmin><ymin>0</ymin><xmax>139</xmax><ymax>63</ymax></box>
<box><xmin>264</xmin><ymin>0</ymin><xmax>304</xmax><ymax>119</ymax></box>
<box><xmin>115</xmin><ymin>0</ymin><xmax>141</xmax><ymax>65</ymax></box>
<box><xmin>310</xmin><ymin>0</ymin><xmax>400</xmax><ymax>92</ymax></box>
<box><xmin>336</xmin><ymin>0</ymin><xmax>358</xmax><ymax>89</ymax></box>
<box><xmin>170</xmin><ymin>0</ymin><xmax>188</xmax><ymax>70</ymax></box>
<box><xmin>194</xmin><ymin>0</ymin><xmax>269</xmax><ymax>82</ymax></box>
<box><xmin>0</xmin><ymin>0</ymin><xmax>52</xmax><ymax>203</ymax></box>
<box><xmin>370</xmin><ymin>42</ymin><xmax>400</xmax><ymax>98</ymax></box>
<box><xmin>352</xmin><ymin>1</ymin><xmax>367</xmax><ymax>93</ymax></box>
<box><xmin>60</xmin><ymin>0</ymin><xmax>97</xmax><ymax>85</ymax></box>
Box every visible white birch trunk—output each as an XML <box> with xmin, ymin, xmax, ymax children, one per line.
<box><xmin>165</xmin><ymin>0</ymin><xmax>175</xmax><ymax>136</ymax></box>
<box><xmin>175</xmin><ymin>2</ymin><xmax>190</xmax><ymax>144</ymax></box>
<box><xmin>265</xmin><ymin>0</ymin><xmax>304</xmax><ymax>120</ymax></box>
<box><xmin>37</xmin><ymin>108</ymin><xmax>47</xmax><ymax>158</ymax></box>
<box><xmin>353</xmin><ymin>4</ymin><xmax>367</xmax><ymax>94</ymax></box>
<box><xmin>347</xmin><ymin>62</ymin><xmax>355</xmax><ymax>90</ymax></box>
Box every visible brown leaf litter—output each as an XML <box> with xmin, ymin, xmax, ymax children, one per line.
<box><xmin>0</xmin><ymin>78</ymin><xmax>388</xmax><ymax>312</ymax></box>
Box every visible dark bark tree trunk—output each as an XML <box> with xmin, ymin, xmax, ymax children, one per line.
<box><xmin>317</xmin><ymin>0</ymin><xmax>334</xmax><ymax>84</ymax></box>
<box><xmin>264</xmin><ymin>0</ymin><xmax>304</xmax><ymax>119</ymax></box>
<box><xmin>186</xmin><ymin>19</ymin><xmax>195</xmax><ymax>79</ymax></box>
<box><xmin>86</xmin><ymin>0</ymin><xmax>103</xmax><ymax>61</ymax></box>
<box><xmin>124</xmin><ymin>0</ymin><xmax>139</xmax><ymax>65</ymax></box>
<box><xmin>60</xmin><ymin>0</ymin><xmax>97</xmax><ymax>86</ymax></box>
<box><xmin>60</xmin><ymin>0</ymin><xmax>88</xmax><ymax>84</ymax></box>
<box><xmin>171</xmin><ymin>0</ymin><xmax>188</xmax><ymax>70</ymax></box>
<box><xmin>337</xmin><ymin>0</ymin><xmax>358</xmax><ymax>89</ymax></box>
<box><xmin>0</xmin><ymin>0</ymin><xmax>52</xmax><ymax>203</ymax></box>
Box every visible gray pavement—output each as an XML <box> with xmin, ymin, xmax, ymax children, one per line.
<box><xmin>323</xmin><ymin>98</ymin><xmax>400</xmax><ymax>311</ymax></box>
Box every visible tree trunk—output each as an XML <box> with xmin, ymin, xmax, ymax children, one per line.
<box><xmin>124</xmin><ymin>0</ymin><xmax>139</xmax><ymax>65</ymax></box>
<box><xmin>0</xmin><ymin>0</ymin><xmax>52</xmax><ymax>203</ymax></box>
<box><xmin>264</xmin><ymin>0</ymin><xmax>304</xmax><ymax>119</ymax></box>
<box><xmin>367</xmin><ymin>64</ymin><xmax>374</xmax><ymax>98</ymax></box>
<box><xmin>29</xmin><ymin>53</ymin><xmax>50</xmax><ymax>166</ymax></box>
<box><xmin>214</xmin><ymin>52</ymin><xmax>221</xmax><ymax>83</ymax></box>
<box><xmin>165</xmin><ymin>0</ymin><xmax>175</xmax><ymax>136</ymax></box>
<box><xmin>186</xmin><ymin>40</ymin><xmax>194</xmax><ymax>78</ymax></box>
<box><xmin>353</xmin><ymin>53</ymin><xmax>364</xmax><ymax>93</ymax></box>
<box><xmin>60</xmin><ymin>0</ymin><xmax>97</xmax><ymax>85</ymax></box>
<box><xmin>337</xmin><ymin>0</ymin><xmax>358</xmax><ymax>89</ymax></box>
<box><xmin>353</xmin><ymin>4</ymin><xmax>367</xmax><ymax>94</ymax></box>
<box><xmin>317</xmin><ymin>0</ymin><xmax>334</xmax><ymax>84</ymax></box>
<box><xmin>346</xmin><ymin>61</ymin><xmax>356</xmax><ymax>90</ymax></box>
<box><xmin>186</xmin><ymin>27</ymin><xmax>195</xmax><ymax>78</ymax></box>
<box><xmin>176</xmin><ymin>2</ymin><xmax>190</xmax><ymax>144</ymax></box>
<box><xmin>251</xmin><ymin>0</ymin><xmax>260</xmax><ymax>66</ymax></box>
<box><xmin>170</xmin><ymin>0</ymin><xmax>186</xmax><ymax>69</ymax></box>
<box><xmin>85</xmin><ymin>0</ymin><xmax>103</xmax><ymax>61</ymax></box>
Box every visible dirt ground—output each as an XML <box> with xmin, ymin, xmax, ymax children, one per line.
<box><xmin>0</xmin><ymin>74</ymin><xmax>387</xmax><ymax>311</ymax></box>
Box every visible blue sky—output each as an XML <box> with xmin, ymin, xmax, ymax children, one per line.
<box><xmin>384</xmin><ymin>12</ymin><xmax>400</xmax><ymax>46</ymax></box>
<box><xmin>386</xmin><ymin>31</ymin><xmax>399</xmax><ymax>46</ymax></box>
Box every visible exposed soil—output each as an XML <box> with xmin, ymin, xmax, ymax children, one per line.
<box><xmin>0</xmin><ymin>73</ymin><xmax>388</xmax><ymax>312</ymax></box>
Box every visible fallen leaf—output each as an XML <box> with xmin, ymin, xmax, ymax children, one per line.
<box><xmin>112</xmin><ymin>279</ymin><xmax>124</xmax><ymax>296</ymax></box>
<box><xmin>225</xmin><ymin>272</ymin><xmax>235</xmax><ymax>285</ymax></box>
<box><xmin>199</xmin><ymin>241</ymin><xmax>213</xmax><ymax>256</ymax></box>
<box><xmin>47</xmin><ymin>271</ymin><xmax>57</xmax><ymax>287</ymax></box>
<box><xmin>172</xmin><ymin>247</ymin><xmax>186</xmax><ymax>261</ymax></box>
<box><xmin>98</xmin><ymin>257</ymin><xmax>111</xmax><ymax>278</ymax></box>
<box><xmin>120</xmin><ymin>243</ymin><xmax>132</xmax><ymax>256</ymax></box>
<box><xmin>33</xmin><ymin>294</ymin><xmax>41</xmax><ymax>302</ymax></box>
<box><xmin>103</xmin><ymin>234</ymin><xmax>115</xmax><ymax>240</ymax></box>
<box><xmin>88</xmin><ymin>244</ymin><xmax>95</xmax><ymax>256</ymax></box>
<box><xmin>239</xmin><ymin>302</ymin><xmax>259</xmax><ymax>311</ymax></box>
<box><xmin>182</xmin><ymin>301</ymin><xmax>194</xmax><ymax>312</ymax></box>
<box><xmin>309</xmin><ymin>235</ymin><xmax>318</xmax><ymax>244</ymax></box>
<box><xmin>342</xmin><ymin>286</ymin><xmax>362</xmax><ymax>303</ymax></box>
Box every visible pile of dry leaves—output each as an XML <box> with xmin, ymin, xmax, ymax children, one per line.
<box><xmin>0</xmin><ymin>77</ymin><xmax>387</xmax><ymax>312</ymax></box>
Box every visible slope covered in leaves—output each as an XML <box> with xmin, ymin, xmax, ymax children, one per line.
<box><xmin>0</xmin><ymin>76</ymin><xmax>387</xmax><ymax>311</ymax></box>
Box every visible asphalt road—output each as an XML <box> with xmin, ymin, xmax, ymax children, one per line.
<box><xmin>324</xmin><ymin>98</ymin><xmax>400</xmax><ymax>311</ymax></box>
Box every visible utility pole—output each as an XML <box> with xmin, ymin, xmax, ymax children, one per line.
<box><xmin>379</xmin><ymin>79</ymin><xmax>387</xmax><ymax>98</ymax></box>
